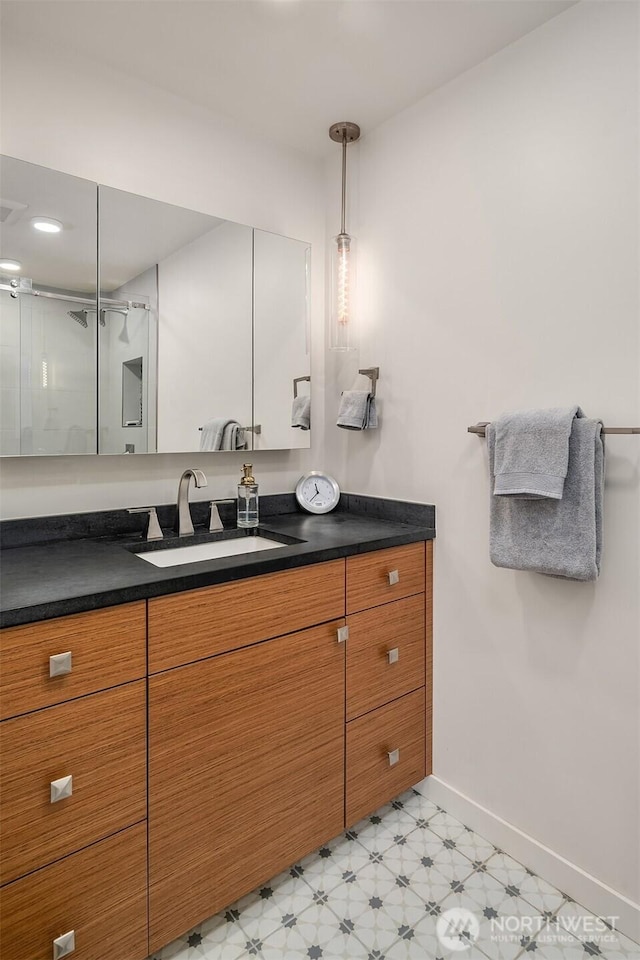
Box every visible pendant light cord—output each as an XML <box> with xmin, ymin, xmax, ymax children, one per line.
<box><xmin>341</xmin><ymin>131</ymin><xmax>347</xmax><ymax>236</ymax></box>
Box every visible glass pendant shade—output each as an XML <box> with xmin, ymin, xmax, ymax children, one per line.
<box><xmin>330</xmin><ymin>231</ymin><xmax>357</xmax><ymax>351</ymax></box>
<box><xmin>328</xmin><ymin>121</ymin><xmax>360</xmax><ymax>352</ymax></box>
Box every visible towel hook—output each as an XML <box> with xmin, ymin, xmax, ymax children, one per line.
<box><xmin>358</xmin><ymin>367</ymin><xmax>380</xmax><ymax>398</ymax></box>
<box><xmin>293</xmin><ymin>376</ymin><xmax>311</xmax><ymax>399</ymax></box>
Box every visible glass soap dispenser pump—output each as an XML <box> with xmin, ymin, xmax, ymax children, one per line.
<box><xmin>237</xmin><ymin>463</ymin><xmax>259</xmax><ymax>528</ymax></box>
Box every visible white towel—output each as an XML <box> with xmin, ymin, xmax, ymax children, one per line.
<box><xmin>488</xmin><ymin>416</ymin><xmax>604</xmax><ymax>580</ymax></box>
<box><xmin>200</xmin><ymin>418</ymin><xmax>246</xmax><ymax>451</ymax></box>
<box><xmin>493</xmin><ymin>406</ymin><xmax>582</xmax><ymax>499</ymax></box>
<box><xmin>336</xmin><ymin>391</ymin><xmax>378</xmax><ymax>430</ymax></box>
<box><xmin>292</xmin><ymin>395</ymin><xmax>311</xmax><ymax>430</ymax></box>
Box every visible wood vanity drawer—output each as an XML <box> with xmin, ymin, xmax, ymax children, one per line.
<box><xmin>148</xmin><ymin>559</ymin><xmax>345</xmax><ymax>673</ymax></box>
<box><xmin>347</xmin><ymin>593</ymin><xmax>425</xmax><ymax>721</ymax></box>
<box><xmin>347</xmin><ymin>543</ymin><xmax>425</xmax><ymax>614</ymax></box>
<box><xmin>0</xmin><ymin>821</ymin><xmax>148</xmax><ymax>960</ymax></box>
<box><xmin>0</xmin><ymin>681</ymin><xmax>146</xmax><ymax>885</ymax></box>
<box><xmin>0</xmin><ymin>602</ymin><xmax>146</xmax><ymax>720</ymax></box>
<box><xmin>346</xmin><ymin>687</ymin><xmax>426</xmax><ymax>826</ymax></box>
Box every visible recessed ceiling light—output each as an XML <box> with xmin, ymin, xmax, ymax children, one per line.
<box><xmin>0</xmin><ymin>258</ymin><xmax>21</xmax><ymax>271</ymax></box>
<box><xmin>31</xmin><ymin>217</ymin><xmax>63</xmax><ymax>234</ymax></box>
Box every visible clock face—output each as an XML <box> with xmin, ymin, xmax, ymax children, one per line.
<box><xmin>296</xmin><ymin>473</ymin><xmax>340</xmax><ymax>514</ymax></box>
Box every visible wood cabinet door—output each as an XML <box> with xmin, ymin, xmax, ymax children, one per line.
<box><xmin>148</xmin><ymin>620</ymin><xmax>346</xmax><ymax>952</ymax></box>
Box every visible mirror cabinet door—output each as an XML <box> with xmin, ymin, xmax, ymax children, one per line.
<box><xmin>1</xmin><ymin>155</ymin><xmax>311</xmax><ymax>457</ymax></box>
<box><xmin>253</xmin><ymin>230</ymin><xmax>311</xmax><ymax>450</ymax></box>
<box><xmin>0</xmin><ymin>156</ymin><xmax>98</xmax><ymax>456</ymax></box>
<box><xmin>99</xmin><ymin>185</ymin><xmax>254</xmax><ymax>455</ymax></box>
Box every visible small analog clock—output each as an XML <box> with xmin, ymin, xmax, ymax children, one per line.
<box><xmin>295</xmin><ymin>472</ymin><xmax>341</xmax><ymax>515</ymax></box>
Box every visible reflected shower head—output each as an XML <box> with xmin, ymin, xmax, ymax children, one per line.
<box><xmin>68</xmin><ymin>310</ymin><xmax>88</xmax><ymax>327</ymax></box>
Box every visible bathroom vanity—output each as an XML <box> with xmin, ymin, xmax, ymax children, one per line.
<box><xmin>0</xmin><ymin>496</ymin><xmax>434</xmax><ymax>960</ymax></box>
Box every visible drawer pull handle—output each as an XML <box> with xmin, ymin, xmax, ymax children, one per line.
<box><xmin>53</xmin><ymin>930</ymin><xmax>75</xmax><ymax>959</ymax></box>
<box><xmin>387</xmin><ymin>647</ymin><xmax>399</xmax><ymax>664</ymax></box>
<box><xmin>337</xmin><ymin>626</ymin><xmax>349</xmax><ymax>643</ymax></box>
<box><xmin>50</xmin><ymin>775</ymin><xmax>73</xmax><ymax>804</ymax></box>
<box><xmin>49</xmin><ymin>652</ymin><xmax>72</xmax><ymax>678</ymax></box>
<box><xmin>387</xmin><ymin>569</ymin><xmax>400</xmax><ymax>586</ymax></box>
<box><xmin>388</xmin><ymin>749</ymin><xmax>400</xmax><ymax>767</ymax></box>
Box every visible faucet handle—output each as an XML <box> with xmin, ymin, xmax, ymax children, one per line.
<box><xmin>128</xmin><ymin>506</ymin><xmax>163</xmax><ymax>541</ymax></box>
<box><xmin>209</xmin><ymin>499</ymin><xmax>234</xmax><ymax>533</ymax></box>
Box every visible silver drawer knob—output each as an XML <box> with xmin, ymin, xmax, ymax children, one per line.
<box><xmin>50</xmin><ymin>775</ymin><xmax>73</xmax><ymax>804</ymax></box>
<box><xmin>387</xmin><ymin>569</ymin><xmax>400</xmax><ymax>586</ymax></box>
<box><xmin>53</xmin><ymin>930</ymin><xmax>75</xmax><ymax>959</ymax></box>
<box><xmin>388</xmin><ymin>749</ymin><xmax>400</xmax><ymax>766</ymax></box>
<box><xmin>337</xmin><ymin>626</ymin><xmax>349</xmax><ymax>643</ymax></box>
<box><xmin>49</xmin><ymin>652</ymin><xmax>72</xmax><ymax>678</ymax></box>
<box><xmin>387</xmin><ymin>647</ymin><xmax>399</xmax><ymax>664</ymax></box>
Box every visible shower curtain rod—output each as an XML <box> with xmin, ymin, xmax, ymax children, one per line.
<box><xmin>0</xmin><ymin>282</ymin><xmax>149</xmax><ymax>311</ymax></box>
<box><xmin>468</xmin><ymin>422</ymin><xmax>640</xmax><ymax>436</ymax></box>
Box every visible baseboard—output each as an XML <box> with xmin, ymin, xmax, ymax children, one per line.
<box><xmin>419</xmin><ymin>775</ymin><xmax>640</xmax><ymax>945</ymax></box>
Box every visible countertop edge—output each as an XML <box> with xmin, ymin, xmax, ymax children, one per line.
<box><xmin>0</xmin><ymin>520</ymin><xmax>435</xmax><ymax>628</ymax></box>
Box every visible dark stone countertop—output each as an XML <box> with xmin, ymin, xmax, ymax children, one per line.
<box><xmin>0</xmin><ymin>494</ymin><xmax>435</xmax><ymax>628</ymax></box>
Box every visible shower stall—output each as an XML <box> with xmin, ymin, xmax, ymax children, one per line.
<box><xmin>0</xmin><ymin>278</ymin><xmax>152</xmax><ymax>455</ymax></box>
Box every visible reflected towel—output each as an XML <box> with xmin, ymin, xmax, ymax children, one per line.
<box><xmin>493</xmin><ymin>406</ymin><xmax>582</xmax><ymax>499</ymax></box>
<box><xmin>488</xmin><ymin>416</ymin><xmax>604</xmax><ymax>581</ymax></box>
<box><xmin>64</xmin><ymin>425</ymin><xmax>88</xmax><ymax>454</ymax></box>
<box><xmin>200</xmin><ymin>418</ymin><xmax>246</xmax><ymax>451</ymax></box>
<box><xmin>336</xmin><ymin>391</ymin><xmax>378</xmax><ymax>430</ymax></box>
<box><xmin>292</xmin><ymin>395</ymin><xmax>311</xmax><ymax>430</ymax></box>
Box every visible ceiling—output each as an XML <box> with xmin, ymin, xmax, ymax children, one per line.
<box><xmin>1</xmin><ymin>0</ymin><xmax>576</xmax><ymax>157</ymax></box>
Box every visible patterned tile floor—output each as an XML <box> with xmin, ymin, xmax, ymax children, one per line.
<box><xmin>149</xmin><ymin>780</ymin><xmax>640</xmax><ymax>960</ymax></box>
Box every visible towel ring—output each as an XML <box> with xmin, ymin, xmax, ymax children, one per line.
<box><xmin>293</xmin><ymin>376</ymin><xmax>311</xmax><ymax>399</ymax></box>
<box><xmin>359</xmin><ymin>367</ymin><xmax>380</xmax><ymax>398</ymax></box>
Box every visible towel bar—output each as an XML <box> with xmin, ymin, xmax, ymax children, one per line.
<box><xmin>359</xmin><ymin>367</ymin><xmax>380</xmax><ymax>398</ymax></box>
<box><xmin>468</xmin><ymin>422</ymin><xmax>639</xmax><ymax>437</ymax></box>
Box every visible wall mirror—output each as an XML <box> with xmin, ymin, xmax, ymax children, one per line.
<box><xmin>0</xmin><ymin>155</ymin><xmax>311</xmax><ymax>456</ymax></box>
<box><xmin>0</xmin><ymin>157</ymin><xmax>97</xmax><ymax>456</ymax></box>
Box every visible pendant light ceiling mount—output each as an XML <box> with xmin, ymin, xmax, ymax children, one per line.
<box><xmin>329</xmin><ymin>122</ymin><xmax>361</xmax><ymax>144</ymax></box>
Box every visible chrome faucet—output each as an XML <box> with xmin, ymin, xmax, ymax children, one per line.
<box><xmin>174</xmin><ymin>468</ymin><xmax>208</xmax><ymax>536</ymax></box>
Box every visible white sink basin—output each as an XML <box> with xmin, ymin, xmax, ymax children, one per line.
<box><xmin>136</xmin><ymin>535</ymin><xmax>287</xmax><ymax>568</ymax></box>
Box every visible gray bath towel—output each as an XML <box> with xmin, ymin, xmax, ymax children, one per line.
<box><xmin>337</xmin><ymin>390</ymin><xmax>378</xmax><ymax>430</ymax></box>
<box><xmin>493</xmin><ymin>406</ymin><xmax>582</xmax><ymax>499</ymax></box>
<box><xmin>291</xmin><ymin>395</ymin><xmax>311</xmax><ymax>430</ymax></box>
<box><xmin>199</xmin><ymin>418</ymin><xmax>246</xmax><ymax>451</ymax></box>
<box><xmin>488</xmin><ymin>417</ymin><xmax>604</xmax><ymax>581</ymax></box>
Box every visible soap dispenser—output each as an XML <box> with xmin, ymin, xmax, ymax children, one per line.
<box><xmin>237</xmin><ymin>463</ymin><xmax>259</xmax><ymax>528</ymax></box>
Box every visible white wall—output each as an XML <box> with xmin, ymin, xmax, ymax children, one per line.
<box><xmin>0</xmin><ymin>33</ymin><xmax>325</xmax><ymax>516</ymax></box>
<box><xmin>325</xmin><ymin>0</ymin><xmax>640</xmax><ymax>922</ymax></box>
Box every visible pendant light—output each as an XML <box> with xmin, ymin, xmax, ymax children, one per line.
<box><xmin>329</xmin><ymin>121</ymin><xmax>360</xmax><ymax>351</ymax></box>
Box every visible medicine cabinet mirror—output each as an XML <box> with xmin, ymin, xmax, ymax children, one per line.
<box><xmin>0</xmin><ymin>155</ymin><xmax>311</xmax><ymax>456</ymax></box>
